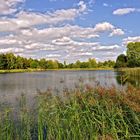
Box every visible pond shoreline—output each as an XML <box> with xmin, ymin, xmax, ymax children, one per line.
<box><xmin>1</xmin><ymin>67</ymin><xmax>140</xmax><ymax>74</ymax></box>
<box><xmin>0</xmin><ymin>68</ymin><xmax>114</xmax><ymax>74</ymax></box>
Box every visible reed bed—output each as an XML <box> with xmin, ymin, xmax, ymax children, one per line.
<box><xmin>121</xmin><ymin>68</ymin><xmax>140</xmax><ymax>76</ymax></box>
<box><xmin>0</xmin><ymin>85</ymin><xmax>140</xmax><ymax>140</ymax></box>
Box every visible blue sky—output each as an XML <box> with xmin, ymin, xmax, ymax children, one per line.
<box><xmin>0</xmin><ymin>0</ymin><xmax>140</xmax><ymax>62</ymax></box>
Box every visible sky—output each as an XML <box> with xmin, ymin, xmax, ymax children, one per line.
<box><xmin>0</xmin><ymin>0</ymin><xmax>140</xmax><ymax>62</ymax></box>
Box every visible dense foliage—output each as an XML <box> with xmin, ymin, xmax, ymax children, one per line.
<box><xmin>0</xmin><ymin>53</ymin><xmax>115</xmax><ymax>70</ymax></box>
<box><xmin>115</xmin><ymin>42</ymin><xmax>140</xmax><ymax>68</ymax></box>
<box><xmin>0</xmin><ymin>85</ymin><xmax>140</xmax><ymax>139</ymax></box>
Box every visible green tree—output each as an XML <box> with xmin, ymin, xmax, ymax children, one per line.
<box><xmin>74</xmin><ymin>60</ymin><xmax>81</xmax><ymax>68</ymax></box>
<box><xmin>0</xmin><ymin>54</ymin><xmax>7</xmax><ymax>69</ymax></box>
<box><xmin>127</xmin><ymin>42</ymin><xmax>140</xmax><ymax>67</ymax></box>
<box><xmin>88</xmin><ymin>58</ymin><xmax>97</xmax><ymax>68</ymax></box>
<box><xmin>58</xmin><ymin>62</ymin><xmax>64</xmax><ymax>69</ymax></box>
<box><xmin>67</xmin><ymin>63</ymin><xmax>74</xmax><ymax>68</ymax></box>
<box><xmin>15</xmin><ymin>56</ymin><xmax>27</xmax><ymax>69</ymax></box>
<box><xmin>47</xmin><ymin>60</ymin><xmax>59</xmax><ymax>69</ymax></box>
<box><xmin>115</xmin><ymin>54</ymin><xmax>127</xmax><ymax>68</ymax></box>
<box><xmin>80</xmin><ymin>62</ymin><xmax>89</xmax><ymax>68</ymax></box>
<box><xmin>103</xmin><ymin>60</ymin><xmax>115</xmax><ymax>68</ymax></box>
<box><xmin>30</xmin><ymin>60</ymin><xmax>39</xmax><ymax>68</ymax></box>
<box><xmin>6</xmin><ymin>53</ymin><xmax>16</xmax><ymax>69</ymax></box>
<box><xmin>39</xmin><ymin>58</ymin><xmax>47</xmax><ymax>69</ymax></box>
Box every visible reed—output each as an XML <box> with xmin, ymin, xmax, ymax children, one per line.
<box><xmin>0</xmin><ymin>85</ymin><xmax>140</xmax><ymax>140</ymax></box>
<box><xmin>121</xmin><ymin>68</ymin><xmax>140</xmax><ymax>76</ymax></box>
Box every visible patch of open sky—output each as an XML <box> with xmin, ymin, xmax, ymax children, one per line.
<box><xmin>92</xmin><ymin>32</ymin><xmax>123</xmax><ymax>45</ymax></box>
<box><xmin>32</xmin><ymin>24</ymin><xmax>50</xmax><ymax>30</ymax></box>
<box><xmin>0</xmin><ymin>14</ymin><xmax>15</xmax><ymax>18</ymax></box>
<box><xmin>24</xmin><ymin>0</ymin><xmax>77</xmax><ymax>13</ymax></box>
<box><xmin>0</xmin><ymin>32</ymin><xmax>14</xmax><ymax>37</ymax></box>
<box><xmin>33</xmin><ymin>22</ymin><xmax>76</xmax><ymax>30</ymax></box>
<box><xmin>71</xmin><ymin>37</ymin><xmax>96</xmax><ymax>43</ymax></box>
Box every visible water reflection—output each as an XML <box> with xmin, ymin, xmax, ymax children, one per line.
<box><xmin>0</xmin><ymin>70</ymin><xmax>139</xmax><ymax>105</ymax></box>
<box><xmin>115</xmin><ymin>71</ymin><xmax>140</xmax><ymax>88</ymax></box>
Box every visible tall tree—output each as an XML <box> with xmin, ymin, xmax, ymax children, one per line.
<box><xmin>39</xmin><ymin>58</ymin><xmax>47</xmax><ymax>69</ymax></box>
<box><xmin>0</xmin><ymin>54</ymin><xmax>7</xmax><ymax>69</ymax></box>
<box><xmin>6</xmin><ymin>53</ymin><xmax>16</xmax><ymax>69</ymax></box>
<box><xmin>88</xmin><ymin>58</ymin><xmax>97</xmax><ymax>68</ymax></box>
<box><xmin>115</xmin><ymin>54</ymin><xmax>127</xmax><ymax>68</ymax></box>
<box><xmin>127</xmin><ymin>42</ymin><xmax>140</xmax><ymax>67</ymax></box>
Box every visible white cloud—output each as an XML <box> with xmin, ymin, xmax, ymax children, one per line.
<box><xmin>78</xmin><ymin>1</ymin><xmax>87</xmax><ymax>12</ymax></box>
<box><xmin>93</xmin><ymin>22</ymin><xmax>124</xmax><ymax>36</ymax></box>
<box><xmin>109</xmin><ymin>29</ymin><xmax>124</xmax><ymax>37</ymax></box>
<box><xmin>0</xmin><ymin>0</ymin><xmax>25</xmax><ymax>15</ymax></box>
<box><xmin>0</xmin><ymin>20</ymin><xmax>124</xmax><ymax>62</ymax></box>
<box><xmin>0</xmin><ymin>48</ymin><xmax>24</xmax><ymax>53</ymax></box>
<box><xmin>113</xmin><ymin>8</ymin><xmax>137</xmax><ymax>15</ymax></box>
<box><xmin>0</xmin><ymin>0</ymin><xmax>125</xmax><ymax>63</ymax></box>
<box><xmin>76</xmin><ymin>52</ymin><xmax>93</xmax><ymax>56</ymax></box>
<box><xmin>97</xmin><ymin>44</ymin><xmax>120</xmax><ymax>50</ymax></box>
<box><xmin>103</xmin><ymin>3</ymin><xmax>109</xmax><ymax>7</ymax></box>
<box><xmin>15</xmin><ymin>1</ymin><xmax>86</xmax><ymax>27</ymax></box>
<box><xmin>123</xmin><ymin>36</ymin><xmax>140</xmax><ymax>46</ymax></box>
<box><xmin>0</xmin><ymin>1</ymin><xmax>87</xmax><ymax>32</ymax></box>
<box><xmin>93</xmin><ymin>22</ymin><xmax>114</xmax><ymax>32</ymax></box>
<box><xmin>46</xmin><ymin>54</ymin><xmax>61</xmax><ymax>58</ymax></box>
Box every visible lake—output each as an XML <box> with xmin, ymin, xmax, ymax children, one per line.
<box><xmin>0</xmin><ymin>70</ymin><xmax>139</xmax><ymax>105</ymax></box>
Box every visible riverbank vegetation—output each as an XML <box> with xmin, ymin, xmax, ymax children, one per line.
<box><xmin>115</xmin><ymin>42</ymin><xmax>140</xmax><ymax>68</ymax></box>
<box><xmin>0</xmin><ymin>85</ymin><xmax>140</xmax><ymax>139</ymax></box>
<box><xmin>0</xmin><ymin>53</ymin><xmax>115</xmax><ymax>71</ymax></box>
<box><xmin>0</xmin><ymin>42</ymin><xmax>140</xmax><ymax>71</ymax></box>
<box><xmin>120</xmin><ymin>68</ymin><xmax>140</xmax><ymax>76</ymax></box>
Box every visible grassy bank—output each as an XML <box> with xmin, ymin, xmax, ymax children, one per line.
<box><xmin>0</xmin><ymin>85</ymin><xmax>140</xmax><ymax>139</ymax></box>
<box><xmin>0</xmin><ymin>69</ymin><xmax>46</xmax><ymax>74</ymax></box>
<box><xmin>0</xmin><ymin>68</ymin><xmax>114</xmax><ymax>74</ymax></box>
<box><xmin>118</xmin><ymin>67</ymin><xmax>140</xmax><ymax>76</ymax></box>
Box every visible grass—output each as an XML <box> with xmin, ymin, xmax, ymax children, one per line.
<box><xmin>0</xmin><ymin>85</ymin><xmax>140</xmax><ymax>140</ymax></box>
<box><xmin>119</xmin><ymin>67</ymin><xmax>140</xmax><ymax>76</ymax></box>
<box><xmin>0</xmin><ymin>69</ymin><xmax>46</xmax><ymax>74</ymax></box>
<box><xmin>0</xmin><ymin>68</ymin><xmax>114</xmax><ymax>74</ymax></box>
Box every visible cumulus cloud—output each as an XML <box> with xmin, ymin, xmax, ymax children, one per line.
<box><xmin>0</xmin><ymin>0</ymin><xmax>25</xmax><ymax>15</ymax></box>
<box><xmin>109</xmin><ymin>29</ymin><xmax>124</xmax><ymax>37</ymax></box>
<box><xmin>0</xmin><ymin>20</ymin><xmax>124</xmax><ymax>62</ymax></box>
<box><xmin>123</xmin><ymin>36</ymin><xmax>140</xmax><ymax>46</ymax></box>
<box><xmin>0</xmin><ymin>1</ymin><xmax>87</xmax><ymax>32</ymax></box>
<box><xmin>0</xmin><ymin>0</ymin><xmax>125</xmax><ymax>62</ymax></box>
<box><xmin>113</xmin><ymin>8</ymin><xmax>139</xmax><ymax>15</ymax></box>
<box><xmin>93</xmin><ymin>22</ymin><xmax>124</xmax><ymax>36</ymax></box>
<box><xmin>93</xmin><ymin>22</ymin><xmax>114</xmax><ymax>32</ymax></box>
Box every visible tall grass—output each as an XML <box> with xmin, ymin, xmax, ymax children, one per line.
<box><xmin>121</xmin><ymin>68</ymin><xmax>140</xmax><ymax>76</ymax></box>
<box><xmin>118</xmin><ymin>68</ymin><xmax>140</xmax><ymax>88</ymax></box>
<box><xmin>0</xmin><ymin>85</ymin><xmax>140</xmax><ymax>140</ymax></box>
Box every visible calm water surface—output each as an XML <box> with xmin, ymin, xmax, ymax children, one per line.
<box><xmin>0</xmin><ymin>70</ymin><xmax>139</xmax><ymax>104</ymax></box>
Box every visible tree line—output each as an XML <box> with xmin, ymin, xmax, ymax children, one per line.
<box><xmin>0</xmin><ymin>53</ymin><xmax>115</xmax><ymax>70</ymax></box>
<box><xmin>115</xmin><ymin>42</ymin><xmax>140</xmax><ymax>68</ymax></box>
<box><xmin>0</xmin><ymin>42</ymin><xmax>139</xmax><ymax>70</ymax></box>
